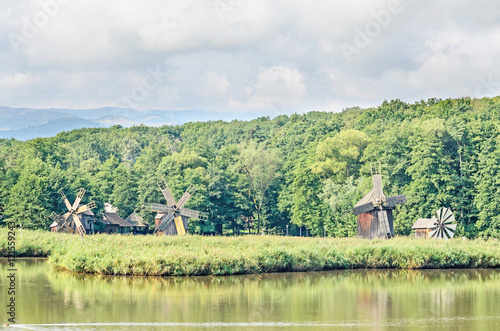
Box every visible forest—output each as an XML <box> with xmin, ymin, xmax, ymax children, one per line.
<box><xmin>1</xmin><ymin>96</ymin><xmax>500</xmax><ymax>239</ymax></box>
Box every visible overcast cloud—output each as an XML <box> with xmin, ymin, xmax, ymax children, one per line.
<box><xmin>1</xmin><ymin>0</ymin><xmax>500</xmax><ymax>114</ymax></box>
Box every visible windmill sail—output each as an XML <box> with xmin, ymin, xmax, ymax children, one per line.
<box><xmin>429</xmin><ymin>207</ymin><xmax>457</xmax><ymax>240</ymax></box>
<box><xmin>52</xmin><ymin>189</ymin><xmax>95</xmax><ymax>236</ymax></box>
<box><xmin>146</xmin><ymin>181</ymin><xmax>207</xmax><ymax>235</ymax></box>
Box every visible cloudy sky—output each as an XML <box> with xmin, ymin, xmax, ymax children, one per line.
<box><xmin>1</xmin><ymin>0</ymin><xmax>500</xmax><ymax>115</ymax></box>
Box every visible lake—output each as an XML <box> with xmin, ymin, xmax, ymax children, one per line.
<box><xmin>1</xmin><ymin>259</ymin><xmax>500</xmax><ymax>330</ymax></box>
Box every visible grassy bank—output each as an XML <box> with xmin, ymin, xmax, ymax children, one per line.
<box><xmin>1</xmin><ymin>229</ymin><xmax>499</xmax><ymax>276</ymax></box>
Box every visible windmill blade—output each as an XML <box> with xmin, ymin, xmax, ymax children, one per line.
<box><xmin>198</xmin><ymin>211</ymin><xmax>209</xmax><ymax>222</ymax></box>
<box><xmin>180</xmin><ymin>208</ymin><xmax>200</xmax><ymax>219</ymax></box>
<box><xmin>158</xmin><ymin>180</ymin><xmax>176</xmax><ymax>206</ymax></box>
<box><xmin>52</xmin><ymin>212</ymin><xmax>70</xmax><ymax>232</ymax></box>
<box><xmin>56</xmin><ymin>212</ymin><xmax>73</xmax><ymax>231</ymax></box>
<box><xmin>378</xmin><ymin>208</ymin><xmax>391</xmax><ymax>238</ymax></box>
<box><xmin>444</xmin><ymin>227</ymin><xmax>455</xmax><ymax>238</ymax></box>
<box><xmin>372</xmin><ymin>175</ymin><xmax>385</xmax><ymax>202</ymax></box>
<box><xmin>180</xmin><ymin>208</ymin><xmax>208</xmax><ymax>221</ymax></box>
<box><xmin>441</xmin><ymin>209</ymin><xmax>455</xmax><ymax>224</ymax></box>
<box><xmin>75</xmin><ymin>202</ymin><xmax>96</xmax><ymax>214</ymax></box>
<box><xmin>429</xmin><ymin>228</ymin><xmax>438</xmax><ymax>238</ymax></box>
<box><xmin>385</xmin><ymin>195</ymin><xmax>407</xmax><ymax>207</ymax></box>
<box><xmin>145</xmin><ymin>203</ymin><xmax>174</xmax><ymax>213</ymax></box>
<box><xmin>176</xmin><ymin>184</ymin><xmax>196</xmax><ymax>209</ymax></box>
<box><xmin>72</xmin><ymin>188</ymin><xmax>86</xmax><ymax>211</ymax></box>
<box><xmin>72</xmin><ymin>214</ymin><xmax>86</xmax><ymax>235</ymax></box>
<box><xmin>60</xmin><ymin>191</ymin><xmax>73</xmax><ymax>211</ymax></box>
<box><xmin>57</xmin><ymin>212</ymin><xmax>74</xmax><ymax>233</ymax></box>
<box><xmin>444</xmin><ymin>223</ymin><xmax>457</xmax><ymax>232</ymax></box>
<box><xmin>436</xmin><ymin>208</ymin><xmax>444</xmax><ymax>222</ymax></box>
<box><xmin>353</xmin><ymin>202</ymin><xmax>374</xmax><ymax>215</ymax></box>
<box><xmin>158</xmin><ymin>212</ymin><xmax>175</xmax><ymax>231</ymax></box>
<box><xmin>440</xmin><ymin>207</ymin><xmax>452</xmax><ymax>221</ymax></box>
<box><xmin>405</xmin><ymin>192</ymin><xmax>419</xmax><ymax>203</ymax></box>
<box><xmin>62</xmin><ymin>224</ymin><xmax>75</xmax><ymax>234</ymax></box>
<box><xmin>443</xmin><ymin>214</ymin><xmax>456</xmax><ymax>224</ymax></box>
<box><xmin>57</xmin><ymin>212</ymin><xmax>71</xmax><ymax>225</ymax></box>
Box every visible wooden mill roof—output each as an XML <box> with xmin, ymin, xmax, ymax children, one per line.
<box><xmin>412</xmin><ymin>218</ymin><xmax>436</xmax><ymax>229</ymax></box>
<box><xmin>103</xmin><ymin>212</ymin><xmax>133</xmax><ymax>227</ymax></box>
<box><xmin>125</xmin><ymin>211</ymin><xmax>147</xmax><ymax>227</ymax></box>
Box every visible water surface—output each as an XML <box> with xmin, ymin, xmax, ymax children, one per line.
<box><xmin>1</xmin><ymin>259</ymin><xmax>500</xmax><ymax>330</ymax></box>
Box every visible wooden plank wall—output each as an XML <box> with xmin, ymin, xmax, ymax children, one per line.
<box><xmin>357</xmin><ymin>209</ymin><xmax>394</xmax><ymax>239</ymax></box>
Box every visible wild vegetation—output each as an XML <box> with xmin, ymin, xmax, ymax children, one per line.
<box><xmin>1</xmin><ymin>97</ymin><xmax>500</xmax><ymax>238</ymax></box>
<box><xmin>1</xmin><ymin>229</ymin><xmax>499</xmax><ymax>275</ymax></box>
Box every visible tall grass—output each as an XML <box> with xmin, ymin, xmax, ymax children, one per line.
<box><xmin>1</xmin><ymin>229</ymin><xmax>499</xmax><ymax>276</ymax></box>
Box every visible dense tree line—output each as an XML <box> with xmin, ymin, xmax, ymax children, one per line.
<box><xmin>1</xmin><ymin>96</ymin><xmax>500</xmax><ymax>238</ymax></box>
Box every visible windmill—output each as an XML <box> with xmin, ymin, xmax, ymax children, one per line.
<box><xmin>144</xmin><ymin>180</ymin><xmax>208</xmax><ymax>235</ymax></box>
<box><xmin>429</xmin><ymin>207</ymin><xmax>457</xmax><ymax>239</ymax></box>
<box><xmin>50</xmin><ymin>188</ymin><xmax>96</xmax><ymax>236</ymax></box>
<box><xmin>353</xmin><ymin>163</ymin><xmax>415</xmax><ymax>239</ymax></box>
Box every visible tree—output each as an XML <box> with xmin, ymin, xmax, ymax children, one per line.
<box><xmin>311</xmin><ymin>129</ymin><xmax>369</xmax><ymax>181</ymax></box>
<box><xmin>406</xmin><ymin>119</ymin><xmax>457</xmax><ymax>223</ymax></box>
<box><xmin>234</xmin><ymin>143</ymin><xmax>282</xmax><ymax>233</ymax></box>
<box><xmin>4</xmin><ymin>158</ymin><xmax>66</xmax><ymax>229</ymax></box>
<box><xmin>319</xmin><ymin>176</ymin><xmax>364</xmax><ymax>237</ymax></box>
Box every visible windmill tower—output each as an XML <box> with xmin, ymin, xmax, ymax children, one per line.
<box><xmin>50</xmin><ymin>188</ymin><xmax>96</xmax><ymax>237</ymax></box>
<box><xmin>144</xmin><ymin>180</ymin><xmax>208</xmax><ymax>235</ymax></box>
<box><xmin>352</xmin><ymin>164</ymin><xmax>412</xmax><ymax>239</ymax></box>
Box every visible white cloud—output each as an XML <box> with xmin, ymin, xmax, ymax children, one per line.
<box><xmin>229</xmin><ymin>66</ymin><xmax>306</xmax><ymax>110</ymax></box>
<box><xmin>0</xmin><ymin>72</ymin><xmax>40</xmax><ymax>89</ymax></box>
<box><xmin>1</xmin><ymin>0</ymin><xmax>500</xmax><ymax>113</ymax></box>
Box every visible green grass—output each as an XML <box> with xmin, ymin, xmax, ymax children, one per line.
<box><xmin>1</xmin><ymin>229</ymin><xmax>499</xmax><ymax>276</ymax></box>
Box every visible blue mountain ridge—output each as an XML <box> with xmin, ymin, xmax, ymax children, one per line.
<box><xmin>0</xmin><ymin>106</ymin><xmax>283</xmax><ymax>140</ymax></box>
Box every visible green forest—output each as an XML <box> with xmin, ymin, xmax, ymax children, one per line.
<box><xmin>1</xmin><ymin>96</ymin><xmax>500</xmax><ymax>239</ymax></box>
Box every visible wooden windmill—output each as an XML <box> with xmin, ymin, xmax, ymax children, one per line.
<box><xmin>144</xmin><ymin>180</ymin><xmax>208</xmax><ymax>235</ymax></box>
<box><xmin>50</xmin><ymin>188</ymin><xmax>96</xmax><ymax>236</ymax></box>
<box><xmin>352</xmin><ymin>164</ymin><xmax>413</xmax><ymax>239</ymax></box>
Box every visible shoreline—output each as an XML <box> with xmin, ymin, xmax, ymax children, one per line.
<box><xmin>1</xmin><ymin>229</ymin><xmax>500</xmax><ymax>276</ymax></box>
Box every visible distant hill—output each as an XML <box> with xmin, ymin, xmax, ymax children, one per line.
<box><xmin>0</xmin><ymin>117</ymin><xmax>101</xmax><ymax>141</ymax></box>
<box><xmin>0</xmin><ymin>106</ymin><xmax>278</xmax><ymax>140</ymax></box>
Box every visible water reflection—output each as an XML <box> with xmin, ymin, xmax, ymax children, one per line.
<box><xmin>1</xmin><ymin>259</ymin><xmax>500</xmax><ymax>330</ymax></box>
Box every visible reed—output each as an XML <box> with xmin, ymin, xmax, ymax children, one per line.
<box><xmin>1</xmin><ymin>229</ymin><xmax>499</xmax><ymax>276</ymax></box>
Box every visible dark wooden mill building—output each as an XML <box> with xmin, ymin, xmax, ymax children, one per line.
<box><xmin>352</xmin><ymin>167</ymin><xmax>411</xmax><ymax>239</ymax></box>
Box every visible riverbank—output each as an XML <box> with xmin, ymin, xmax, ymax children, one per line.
<box><xmin>1</xmin><ymin>229</ymin><xmax>499</xmax><ymax>276</ymax></box>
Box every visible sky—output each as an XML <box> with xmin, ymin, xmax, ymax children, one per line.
<box><xmin>1</xmin><ymin>0</ymin><xmax>500</xmax><ymax>115</ymax></box>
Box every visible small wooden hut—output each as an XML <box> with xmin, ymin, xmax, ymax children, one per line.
<box><xmin>97</xmin><ymin>204</ymin><xmax>133</xmax><ymax>234</ymax></box>
<box><xmin>125</xmin><ymin>212</ymin><xmax>148</xmax><ymax>234</ymax></box>
<box><xmin>411</xmin><ymin>218</ymin><xmax>436</xmax><ymax>238</ymax></box>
